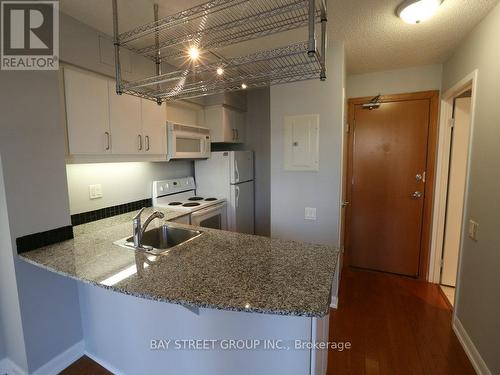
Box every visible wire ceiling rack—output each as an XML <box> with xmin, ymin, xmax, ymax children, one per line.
<box><xmin>111</xmin><ymin>0</ymin><xmax>328</xmax><ymax>103</ymax></box>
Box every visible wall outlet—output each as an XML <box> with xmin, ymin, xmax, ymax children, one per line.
<box><xmin>305</xmin><ymin>207</ymin><xmax>317</xmax><ymax>220</ymax></box>
<box><xmin>89</xmin><ymin>184</ymin><xmax>103</xmax><ymax>200</ymax></box>
<box><xmin>468</xmin><ymin>219</ymin><xmax>479</xmax><ymax>241</ymax></box>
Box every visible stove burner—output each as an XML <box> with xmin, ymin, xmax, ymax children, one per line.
<box><xmin>188</xmin><ymin>197</ymin><xmax>204</xmax><ymax>201</ymax></box>
<box><xmin>168</xmin><ymin>202</ymin><xmax>183</xmax><ymax>206</ymax></box>
<box><xmin>204</xmin><ymin>198</ymin><xmax>217</xmax><ymax>201</ymax></box>
<box><xmin>183</xmin><ymin>202</ymin><xmax>201</xmax><ymax>207</ymax></box>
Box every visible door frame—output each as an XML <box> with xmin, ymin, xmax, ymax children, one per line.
<box><xmin>429</xmin><ymin>70</ymin><xmax>478</xmax><ymax>287</ymax></box>
<box><xmin>345</xmin><ymin>90</ymin><xmax>440</xmax><ymax>280</ymax></box>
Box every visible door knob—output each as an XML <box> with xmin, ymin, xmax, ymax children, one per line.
<box><xmin>411</xmin><ymin>191</ymin><xmax>423</xmax><ymax>199</ymax></box>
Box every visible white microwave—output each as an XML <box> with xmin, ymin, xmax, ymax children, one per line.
<box><xmin>166</xmin><ymin>122</ymin><xmax>211</xmax><ymax>161</ymax></box>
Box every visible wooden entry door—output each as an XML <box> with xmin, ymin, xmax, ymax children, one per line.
<box><xmin>346</xmin><ymin>92</ymin><xmax>439</xmax><ymax>277</ymax></box>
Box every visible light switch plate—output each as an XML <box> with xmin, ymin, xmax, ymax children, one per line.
<box><xmin>468</xmin><ymin>219</ymin><xmax>479</xmax><ymax>241</ymax></box>
<box><xmin>89</xmin><ymin>184</ymin><xmax>103</xmax><ymax>200</ymax></box>
<box><xmin>305</xmin><ymin>207</ymin><xmax>317</xmax><ymax>220</ymax></box>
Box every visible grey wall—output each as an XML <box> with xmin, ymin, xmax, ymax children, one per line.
<box><xmin>347</xmin><ymin>64</ymin><xmax>443</xmax><ymax>98</ymax></box>
<box><xmin>246</xmin><ymin>88</ymin><xmax>271</xmax><ymax>236</ymax></box>
<box><xmin>60</xmin><ymin>13</ymin><xmax>153</xmax><ymax>80</ymax></box>
<box><xmin>270</xmin><ymin>40</ymin><xmax>345</xmax><ymax>246</ymax></box>
<box><xmin>0</xmin><ymin>333</ymin><xmax>4</xmax><ymax>362</ymax></box>
<box><xmin>0</xmin><ymin>156</ymin><xmax>28</xmax><ymax>370</ymax></box>
<box><xmin>66</xmin><ymin>161</ymin><xmax>192</xmax><ymax>214</ymax></box>
<box><xmin>441</xmin><ymin>3</ymin><xmax>500</xmax><ymax>374</ymax></box>
<box><xmin>0</xmin><ymin>68</ymin><xmax>83</xmax><ymax>373</ymax></box>
<box><xmin>0</xmin><ymin>11</ymin><xmax>162</xmax><ymax>373</ymax></box>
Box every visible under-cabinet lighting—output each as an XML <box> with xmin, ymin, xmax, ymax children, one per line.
<box><xmin>216</xmin><ymin>67</ymin><xmax>224</xmax><ymax>75</ymax></box>
<box><xmin>188</xmin><ymin>46</ymin><xmax>200</xmax><ymax>60</ymax></box>
<box><xmin>397</xmin><ymin>0</ymin><xmax>443</xmax><ymax>24</ymax></box>
<box><xmin>241</xmin><ymin>83</ymin><xmax>247</xmax><ymax>89</ymax></box>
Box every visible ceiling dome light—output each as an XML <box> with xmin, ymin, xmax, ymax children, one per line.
<box><xmin>188</xmin><ymin>46</ymin><xmax>200</xmax><ymax>60</ymax></box>
<box><xmin>397</xmin><ymin>0</ymin><xmax>443</xmax><ymax>24</ymax></box>
<box><xmin>216</xmin><ymin>67</ymin><xmax>224</xmax><ymax>75</ymax></box>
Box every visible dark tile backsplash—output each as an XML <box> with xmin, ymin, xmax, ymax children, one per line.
<box><xmin>70</xmin><ymin>198</ymin><xmax>152</xmax><ymax>226</ymax></box>
<box><xmin>16</xmin><ymin>226</ymin><xmax>74</xmax><ymax>254</ymax></box>
<box><xmin>16</xmin><ymin>199</ymin><xmax>152</xmax><ymax>254</ymax></box>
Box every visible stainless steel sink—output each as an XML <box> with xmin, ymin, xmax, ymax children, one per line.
<box><xmin>114</xmin><ymin>225</ymin><xmax>203</xmax><ymax>255</ymax></box>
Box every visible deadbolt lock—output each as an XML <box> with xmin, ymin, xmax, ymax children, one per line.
<box><xmin>415</xmin><ymin>172</ymin><xmax>426</xmax><ymax>182</ymax></box>
<box><xmin>411</xmin><ymin>191</ymin><xmax>423</xmax><ymax>199</ymax></box>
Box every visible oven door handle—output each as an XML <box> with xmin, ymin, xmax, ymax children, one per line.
<box><xmin>191</xmin><ymin>203</ymin><xmax>226</xmax><ymax>219</ymax></box>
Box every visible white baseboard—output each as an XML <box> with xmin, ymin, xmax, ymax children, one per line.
<box><xmin>330</xmin><ymin>296</ymin><xmax>338</xmax><ymax>309</ymax></box>
<box><xmin>31</xmin><ymin>341</ymin><xmax>84</xmax><ymax>375</ymax></box>
<box><xmin>0</xmin><ymin>358</ymin><xmax>27</xmax><ymax>375</ymax></box>
<box><xmin>453</xmin><ymin>316</ymin><xmax>492</xmax><ymax>375</ymax></box>
<box><xmin>84</xmin><ymin>351</ymin><xmax>124</xmax><ymax>375</ymax></box>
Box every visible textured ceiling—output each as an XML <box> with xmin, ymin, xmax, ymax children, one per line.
<box><xmin>60</xmin><ymin>0</ymin><xmax>499</xmax><ymax>74</ymax></box>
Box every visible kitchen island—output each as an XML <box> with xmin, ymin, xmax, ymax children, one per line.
<box><xmin>19</xmin><ymin>208</ymin><xmax>338</xmax><ymax>375</ymax></box>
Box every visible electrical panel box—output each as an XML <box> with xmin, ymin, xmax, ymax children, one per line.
<box><xmin>284</xmin><ymin>114</ymin><xmax>319</xmax><ymax>171</ymax></box>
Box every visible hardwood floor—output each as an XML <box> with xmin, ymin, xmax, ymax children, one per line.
<box><xmin>327</xmin><ymin>267</ymin><xmax>476</xmax><ymax>375</ymax></box>
<box><xmin>61</xmin><ymin>268</ymin><xmax>475</xmax><ymax>375</ymax></box>
<box><xmin>60</xmin><ymin>355</ymin><xmax>111</xmax><ymax>375</ymax></box>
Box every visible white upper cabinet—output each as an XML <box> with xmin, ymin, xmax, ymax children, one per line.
<box><xmin>108</xmin><ymin>82</ymin><xmax>142</xmax><ymax>155</ymax></box>
<box><xmin>141</xmin><ymin>99</ymin><xmax>166</xmax><ymax>155</ymax></box>
<box><xmin>64</xmin><ymin>68</ymin><xmax>111</xmax><ymax>155</ymax></box>
<box><xmin>63</xmin><ymin>67</ymin><xmax>167</xmax><ymax>159</ymax></box>
<box><xmin>204</xmin><ymin>105</ymin><xmax>246</xmax><ymax>143</ymax></box>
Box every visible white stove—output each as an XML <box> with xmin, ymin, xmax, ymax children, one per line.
<box><xmin>152</xmin><ymin>177</ymin><xmax>227</xmax><ymax>229</ymax></box>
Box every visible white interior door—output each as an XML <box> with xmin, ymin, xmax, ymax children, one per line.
<box><xmin>108</xmin><ymin>82</ymin><xmax>142</xmax><ymax>155</ymax></box>
<box><xmin>441</xmin><ymin>96</ymin><xmax>472</xmax><ymax>287</ymax></box>
<box><xmin>230</xmin><ymin>181</ymin><xmax>254</xmax><ymax>234</ymax></box>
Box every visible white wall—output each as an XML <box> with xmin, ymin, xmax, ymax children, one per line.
<box><xmin>270</xmin><ymin>40</ymin><xmax>345</xmax><ymax>246</ymax></box>
<box><xmin>441</xmin><ymin>3</ymin><xmax>500</xmax><ymax>374</ymax></box>
<box><xmin>78</xmin><ymin>283</ymin><xmax>313</xmax><ymax>375</ymax></box>
<box><xmin>346</xmin><ymin>64</ymin><xmax>442</xmax><ymax>98</ymax></box>
<box><xmin>66</xmin><ymin>161</ymin><xmax>192</xmax><ymax>214</ymax></box>
<box><xmin>246</xmin><ymin>88</ymin><xmax>271</xmax><ymax>236</ymax></box>
<box><xmin>0</xmin><ymin>156</ymin><xmax>28</xmax><ymax>371</ymax></box>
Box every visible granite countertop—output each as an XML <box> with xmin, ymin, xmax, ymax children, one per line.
<box><xmin>19</xmin><ymin>207</ymin><xmax>339</xmax><ymax>317</ymax></box>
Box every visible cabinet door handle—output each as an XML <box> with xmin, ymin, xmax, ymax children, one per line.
<box><xmin>138</xmin><ymin>135</ymin><xmax>143</xmax><ymax>151</ymax></box>
<box><xmin>235</xmin><ymin>129</ymin><xmax>239</xmax><ymax>141</ymax></box>
<box><xmin>145</xmin><ymin>135</ymin><xmax>150</xmax><ymax>151</ymax></box>
<box><xmin>105</xmin><ymin>132</ymin><xmax>111</xmax><ymax>150</ymax></box>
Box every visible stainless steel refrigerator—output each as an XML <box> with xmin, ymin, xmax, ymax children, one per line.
<box><xmin>195</xmin><ymin>151</ymin><xmax>254</xmax><ymax>234</ymax></box>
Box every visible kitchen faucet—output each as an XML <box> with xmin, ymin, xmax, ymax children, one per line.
<box><xmin>132</xmin><ymin>208</ymin><xmax>165</xmax><ymax>248</ymax></box>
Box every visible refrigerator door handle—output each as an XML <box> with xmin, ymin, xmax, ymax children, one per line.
<box><xmin>235</xmin><ymin>186</ymin><xmax>240</xmax><ymax>208</ymax></box>
<box><xmin>234</xmin><ymin>159</ymin><xmax>240</xmax><ymax>183</ymax></box>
